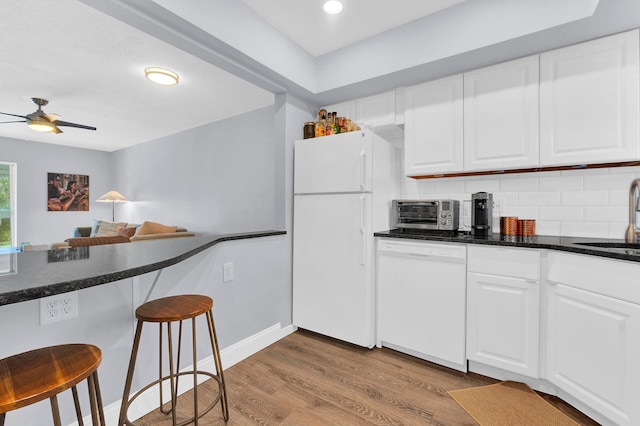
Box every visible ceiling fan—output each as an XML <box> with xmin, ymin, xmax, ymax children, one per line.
<box><xmin>0</xmin><ymin>98</ymin><xmax>96</xmax><ymax>134</ymax></box>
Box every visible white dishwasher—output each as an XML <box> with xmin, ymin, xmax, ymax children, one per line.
<box><xmin>377</xmin><ymin>238</ymin><xmax>467</xmax><ymax>372</ymax></box>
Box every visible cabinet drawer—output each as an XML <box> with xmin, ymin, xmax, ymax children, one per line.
<box><xmin>467</xmin><ymin>245</ymin><xmax>540</xmax><ymax>280</ymax></box>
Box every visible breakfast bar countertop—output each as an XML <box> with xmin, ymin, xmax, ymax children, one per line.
<box><xmin>375</xmin><ymin>229</ymin><xmax>640</xmax><ymax>263</ymax></box>
<box><xmin>0</xmin><ymin>230</ymin><xmax>286</xmax><ymax>306</ymax></box>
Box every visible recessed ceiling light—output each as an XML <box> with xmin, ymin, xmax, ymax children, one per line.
<box><xmin>323</xmin><ymin>0</ymin><xmax>344</xmax><ymax>15</ymax></box>
<box><xmin>144</xmin><ymin>67</ymin><xmax>179</xmax><ymax>86</ymax></box>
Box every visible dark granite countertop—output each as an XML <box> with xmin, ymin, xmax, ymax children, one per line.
<box><xmin>0</xmin><ymin>230</ymin><xmax>286</xmax><ymax>306</ymax></box>
<box><xmin>375</xmin><ymin>229</ymin><xmax>640</xmax><ymax>263</ymax></box>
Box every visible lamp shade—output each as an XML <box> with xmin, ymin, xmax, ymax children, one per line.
<box><xmin>96</xmin><ymin>191</ymin><xmax>129</xmax><ymax>203</ymax></box>
<box><xmin>96</xmin><ymin>191</ymin><xmax>129</xmax><ymax>222</ymax></box>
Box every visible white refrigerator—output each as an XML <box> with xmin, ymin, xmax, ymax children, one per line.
<box><xmin>293</xmin><ymin>130</ymin><xmax>397</xmax><ymax>348</ymax></box>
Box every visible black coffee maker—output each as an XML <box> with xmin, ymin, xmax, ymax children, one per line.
<box><xmin>471</xmin><ymin>192</ymin><xmax>493</xmax><ymax>236</ymax></box>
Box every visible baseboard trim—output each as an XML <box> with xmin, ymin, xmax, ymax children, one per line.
<box><xmin>71</xmin><ymin>323</ymin><xmax>295</xmax><ymax>426</ymax></box>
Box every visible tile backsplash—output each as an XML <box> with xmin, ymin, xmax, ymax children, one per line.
<box><xmin>399</xmin><ymin>164</ymin><xmax>640</xmax><ymax>239</ymax></box>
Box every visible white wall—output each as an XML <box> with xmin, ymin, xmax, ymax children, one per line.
<box><xmin>401</xmin><ymin>160</ymin><xmax>638</xmax><ymax>239</ymax></box>
<box><xmin>110</xmin><ymin>106</ymin><xmax>277</xmax><ymax>234</ymax></box>
<box><xmin>0</xmin><ymin>137</ymin><xmax>115</xmax><ymax>244</ymax></box>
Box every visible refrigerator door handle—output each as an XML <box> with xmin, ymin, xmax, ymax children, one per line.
<box><xmin>360</xmin><ymin>150</ymin><xmax>366</xmax><ymax>191</ymax></box>
<box><xmin>360</xmin><ymin>195</ymin><xmax>366</xmax><ymax>265</ymax></box>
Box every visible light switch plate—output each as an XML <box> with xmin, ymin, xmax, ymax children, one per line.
<box><xmin>223</xmin><ymin>262</ymin><xmax>234</xmax><ymax>282</ymax></box>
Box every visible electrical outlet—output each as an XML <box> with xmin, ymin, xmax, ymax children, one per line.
<box><xmin>40</xmin><ymin>291</ymin><xmax>78</xmax><ymax>325</ymax></box>
<box><xmin>223</xmin><ymin>262</ymin><xmax>234</xmax><ymax>283</ymax></box>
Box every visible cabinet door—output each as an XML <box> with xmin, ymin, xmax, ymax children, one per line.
<box><xmin>540</xmin><ymin>30</ymin><xmax>640</xmax><ymax>166</ymax></box>
<box><xmin>464</xmin><ymin>56</ymin><xmax>539</xmax><ymax>171</ymax></box>
<box><xmin>467</xmin><ymin>272</ymin><xmax>539</xmax><ymax>378</ymax></box>
<box><xmin>547</xmin><ymin>282</ymin><xmax>640</xmax><ymax>425</ymax></box>
<box><xmin>404</xmin><ymin>75</ymin><xmax>464</xmax><ymax>176</ymax></box>
<box><xmin>356</xmin><ymin>91</ymin><xmax>396</xmax><ymax>128</ymax></box>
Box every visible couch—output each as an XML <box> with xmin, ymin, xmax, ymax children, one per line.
<box><xmin>52</xmin><ymin>220</ymin><xmax>195</xmax><ymax>249</ymax></box>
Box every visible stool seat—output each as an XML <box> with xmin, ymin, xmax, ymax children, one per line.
<box><xmin>0</xmin><ymin>344</ymin><xmax>101</xmax><ymax>413</ymax></box>
<box><xmin>0</xmin><ymin>344</ymin><xmax>104</xmax><ymax>426</ymax></box>
<box><xmin>135</xmin><ymin>294</ymin><xmax>213</xmax><ymax>322</ymax></box>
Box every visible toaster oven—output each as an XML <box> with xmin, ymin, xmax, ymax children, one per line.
<box><xmin>391</xmin><ymin>199</ymin><xmax>460</xmax><ymax>231</ymax></box>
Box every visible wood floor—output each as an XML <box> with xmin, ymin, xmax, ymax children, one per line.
<box><xmin>134</xmin><ymin>329</ymin><xmax>599</xmax><ymax>425</ymax></box>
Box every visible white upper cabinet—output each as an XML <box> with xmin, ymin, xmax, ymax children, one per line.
<box><xmin>464</xmin><ymin>56</ymin><xmax>539</xmax><ymax>171</ymax></box>
<box><xmin>324</xmin><ymin>89</ymin><xmax>404</xmax><ymax>128</ymax></box>
<box><xmin>404</xmin><ymin>75</ymin><xmax>464</xmax><ymax>176</ymax></box>
<box><xmin>540</xmin><ymin>30</ymin><xmax>640</xmax><ymax>166</ymax></box>
<box><xmin>356</xmin><ymin>91</ymin><xmax>396</xmax><ymax>128</ymax></box>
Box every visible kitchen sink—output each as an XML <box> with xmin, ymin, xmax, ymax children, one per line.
<box><xmin>574</xmin><ymin>242</ymin><xmax>640</xmax><ymax>249</ymax></box>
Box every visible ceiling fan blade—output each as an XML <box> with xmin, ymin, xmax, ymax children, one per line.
<box><xmin>0</xmin><ymin>111</ymin><xmax>27</xmax><ymax>119</ymax></box>
<box><xmin>44</xmin><ymin>113</ymin><xmax>60</xmax><ymax>122</ymax></box>
<box><xmin>53</xmin><ymin>120</ymin><xmax>96</xmax><ymax>131</ymax></box>
<box><xmin>51</xmin><ymin>125</ymin><xmax>62</xmax><ymax>134</ymax></box>
<box><xmin>0</xmin><ymin>120</ymin><xmax>27</xmax><ymax>124</ymax></box>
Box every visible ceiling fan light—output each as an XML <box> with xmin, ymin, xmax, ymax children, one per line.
<box><xmin>323</xmin><ymin>0</ymin><xmax>344</xmax><ymax>14</ymax></box>
<box><xmin>145</xmin><ymin>67</ymin><xmax>179</xmax><ymax>86</ymax></box>
<box><xmin>27</xmin><ymin>118</ymin><xmax>55</xmax><ymax>133</ymax></box>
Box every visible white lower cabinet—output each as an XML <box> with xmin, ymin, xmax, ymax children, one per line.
<box><xmin>466</xmin><ymin>246</ymin><xmax>540</xmax><ymax>378</ymax></box>
<box><xmin>546</xmin><ymin>252</ymin><xmax>640</xmax><ymax>426</ymax></box>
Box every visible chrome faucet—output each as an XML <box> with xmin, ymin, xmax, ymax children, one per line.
<box><xmin>625</xmin><ymin>179</ymin><xmax>640</xmax><ymax>243</ymax></box>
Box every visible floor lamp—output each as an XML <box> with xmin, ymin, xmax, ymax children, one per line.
<box><xmin>96</xmin><ymin>191</ymin><xmax>129</xmax><ymax>222</ymax></box>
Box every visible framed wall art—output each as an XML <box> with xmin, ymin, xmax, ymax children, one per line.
<box><xmin>47</xmin><ymin>172</ymin><xmax>90</xmax><ymax>212</ymax></box>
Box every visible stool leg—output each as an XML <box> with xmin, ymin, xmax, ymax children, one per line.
<box><xmin>88</xmin><ymin>371</ymin><xmax>105</xmax><ymax>426</ymax></box>
<box><xmin>175</xmin><ymin>319</ymin><xmax>184</xmax><ymax>410</ymax></box>
<box><xmin>159</xmin><ymin>323</ymin><xmax>167</xmax><ymax>415</ymax></box>
<box><xmin>206</xmin><ymin>310</ymin><xmax>228</xmax><ymax>421</ymax></box>
<box><xmin>92</xmin><ymin>371</ymin><xmax>106</xmax><ymax>426</ymax></box>
<box><xmin>71</xmin><ymin>385</ymin><xmax>84</xmax><ymax>426</ymax></box>
<box><xmin>50</xmin><ymin>395</ymin><xmax>63</xmax><ymax>426</ymax></box>
<box><xmin>167</xmin><ymin>321</ymin><xmax>177</xmax><ymax>425</ymax></box>
<box><xmin>192</xmin><ymin>316</ymin><xmax>199</xmax><ymax>426</ymax></box>
<box><xmin>119</xmin><ymin>320</ymin><xmax>144</xmax><ymax>425</ymax></box>
<box><xmin>1</xmin><ymin>412</ymin><xmax>6</xmax><ymax>426</ymax></box>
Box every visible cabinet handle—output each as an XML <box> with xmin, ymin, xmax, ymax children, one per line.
<box><xmin>360</xmin><ymin>150</ymin><xmax>366</xmax><ymax>191</ymax></box>
<box><xmin>360</xmin><ymin>195</ymin><xmax>366</xmax><ymax>265</ymax></box>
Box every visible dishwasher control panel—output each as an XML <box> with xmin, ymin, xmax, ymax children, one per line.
<box><xmin>378</xmin><ymin>239</ymin><xmax>466</xmax><ymax>262</ymax></box>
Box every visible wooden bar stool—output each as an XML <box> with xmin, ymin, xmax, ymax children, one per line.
<box><xmin>119</xmin><ymin>294</ymin><xmax>228</xmax><ymax>425</ymax></box>
<box><xmin>0</xmin><ymin>344</ymin><xmax>105</xmax><ymax>426</ymax></box>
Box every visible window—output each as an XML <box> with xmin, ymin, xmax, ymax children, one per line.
<box><xmin>0</xmin><ymin>162</ymin><xmax>16</xmax><ymax>248</ymax></box>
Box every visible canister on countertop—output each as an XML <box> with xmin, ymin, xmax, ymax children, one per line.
<box><xmin>518</xmin><ymin>219</ymin><xmax>536</xmax><ymax>236</ymax></box>
<box><xmin>500</xmin><ymin>216</ymin><xmax>519</xmax><ymax>236</ymax></box>
<box><xmin>303</xmin><ymin>122</ymin><xmax>316</xmax><ymax>139</ymax></box>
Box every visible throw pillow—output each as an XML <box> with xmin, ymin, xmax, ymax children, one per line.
<box><xmin>135</xmin><ymin>221</ymin><xmax>177</xmax><ymax>236</ymax></box>
<box><xmin>91</xmin><ymin>219</ymin><xmax>127</xmax><ymax>237</ymax></box>
<box><xmin>117</xmin><ymin>227</ymin><xmax>137</xmax><ymax>238</ymax></box>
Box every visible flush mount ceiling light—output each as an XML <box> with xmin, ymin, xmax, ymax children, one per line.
<box><xmin>323</xmin><ymin>0</ymin><xmax>344</xmax><ymax>14</ymax></box>
<box><xmin>144</xmin><ymin>67</ymin><xmax>179</xmax><ymax>86</ymax></box>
